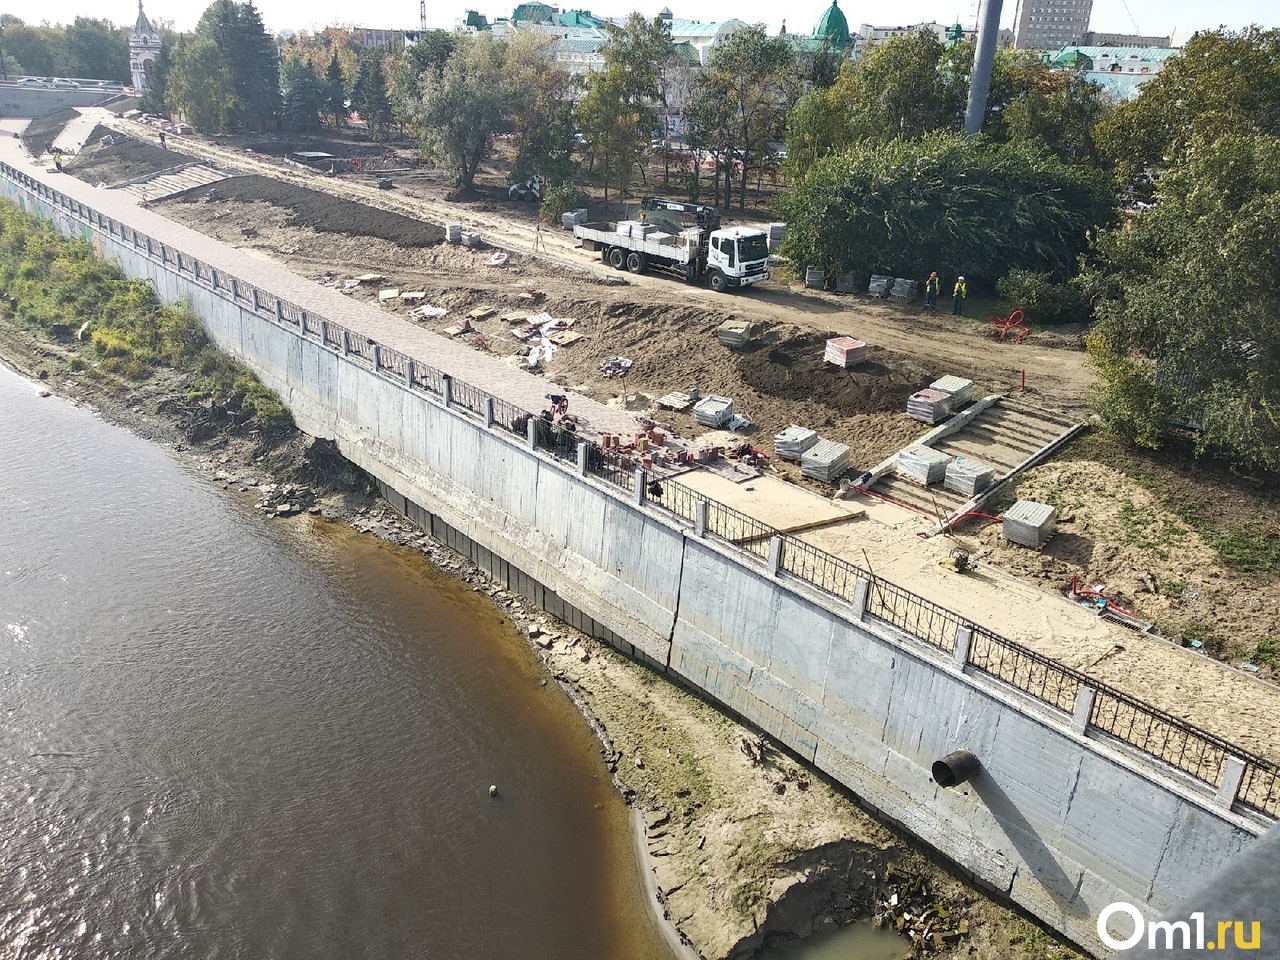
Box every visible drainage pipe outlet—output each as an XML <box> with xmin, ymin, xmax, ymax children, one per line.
<box><xmin>932</xmin><ymin>750</ymin><xmax>981</xmax><ymax>787</ymax></box>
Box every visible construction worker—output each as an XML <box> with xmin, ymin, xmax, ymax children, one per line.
<box><xmin>924</xmin><ymin>271</ymin><xmax>939</xmax><ymax>310</ymax></box>
<box><xmin>952</xmin><ymin>275</ymin><xmax>967</xmax><ymax>316</ymax></box>
<box><xmin>54</xmin><ymin>153</ymin><xmax>63</xmax><ymax>172</ymax></box>
<box><xmin>159</xmin><ymin>131</ymin><xmax>167</xmax><ymax>149</ymax></box>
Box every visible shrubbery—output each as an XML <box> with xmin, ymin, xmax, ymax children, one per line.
<box><xmin>996</xmin><ymin>270</ymin><xmax>1089</xmax><ymax>325</ymax></box>
<box><xmin>539</xmin><ymin>183</ymin><xmax>589</xmax><ymax>224</ymax></box>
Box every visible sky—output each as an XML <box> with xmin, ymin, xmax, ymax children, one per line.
<box><xmin>6</xmin><ymin>0</ymin><xmax>1276</xmax><ymax>40</ymax></box>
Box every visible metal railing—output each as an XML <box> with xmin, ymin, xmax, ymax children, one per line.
<box><xmin>8</xmin><ymin>160</ymin><xmax>1277</xmax><ymax>820</ymax></box>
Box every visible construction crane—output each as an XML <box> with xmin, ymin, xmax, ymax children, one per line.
<box><xmin>420</xmin><ymin>0</ymin><xmax>427</xmax><ymax>34</ymax></box>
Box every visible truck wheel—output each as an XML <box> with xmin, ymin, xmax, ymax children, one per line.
<box><xmin>608</xmin><ymin>247</ymin><xmax>626</xmax><ymax>270</ymax></box>
<box><xmin>708</xmin><ymin>269</ymin><xmax>728</xmax><ymax>293</ymax></box>
<box><xmin>626</xmin><ymin>251</ymin><xmax>647</xmax><ymax>274</ymax></box>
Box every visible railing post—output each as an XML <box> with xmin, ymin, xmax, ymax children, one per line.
<box><xmin>300</xmin><ymin>311</ymin><xmax>309</xmax><ymax>334</ymax></box>
<box><xmin>341</xmin><ymin>329</ymin><xmax>350</xmax><ymax>355</ymax></box>
<box><xmin>251</xmin><ymin>287</ymin><xmax>259</xmax><ymax>311</ymax></box>
<box><xmin>633</xmin><ymin>468</ymin><xmax>646</xmax><ymax>505</ymax></box>
<box><xmin>405</xmin><ymin>359</ymin><xmax>415</xmax><ymax>388</ymax></box>
<box><xmin>695</xmin><ymin>499</ymin><xmax>708</xmax><ymax>538</ymax></box>
<box><xmin>275</xmin><ymin>299</ymin><xmax>283</xmax><ymax>324</ymax></box>
<box><xmin>484</xmin><ymin>397</ymin><xmax>495</xmax><ymax>427</ymax></box>
<box><xmin>442</xmin><ymin>374</ymin><xmax>452</xmax><ymax>406</ymax></box>
<box><xmin>371</xmin><ymin>344</ymin><xmax>380</xmax><ymax>371</ymax></box>
<box><xmin>230</xmin><ymin>276</ymin><xmax>239</xmax><ymax>300</ymax></box>
<box><xmin>1215</xmin><ymin>757</ymin><xmax>1247</xmax><ymax>811</ymax></box>
<box><xmin>527</xmin><ymin>417</ymin><xmax>538</xmax><ymax>450</ymax></box>
<box><xmin>577</xmin><ymin>441</ymin><xmax>589</xmax><ymax>476</ymax></box>
<box><xmin>1071</xmin><ymin>686</ymin><xmax>1097</xmax><ymax>734</ymax></box>
<box><xmin>852</xmin><ymin>577</ymin><xmax>870</xmax><ymax>621</ymax></box>
<box><xmin>767</xmin><ymin>535</ymin><xmax>783</xmax><ymax>578</ymax></box>
<box><xmin>209</xmin><ymin>267</ymin><xmax>218</xmax><ymax>289</ymax></box>
<box><xmin>953</xmin><ymin>626</ymin><xmax>972</xmax><ymax>669</ymax></box>
<box><xmin>320</xmin><ymin>320</ymin><xmax>329</xmax><ymax>345</ymax></box>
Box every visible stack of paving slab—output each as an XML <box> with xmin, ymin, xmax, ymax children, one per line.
<box><xmin>801</xmin><ymin>439</ymin><xmax>851</xmax><ymax>482</ymax></box>
<box><xmin>824</xmin><ymin>336</ymin><xmax>867</xmax><ymax>368</ymax></box>
<box><xmin>773</xmin><ymin>425</ymin><xmax>819</xmax><ymax>460</ymax></box>
<box><xmin>768</xmin><ymin>223</ymin><xmax>787</xmax><ymax>250</ymax></box>
<box><xmin>868</xmin><ymin>274</ymin><xmax>892</xmax><ymax>298</ymax></box>
<box><xmin>717</xmin><ymin>320</ymin><xmax>754</xmax><ymax>347</ymax></box>
<box><xmin>930</xmin><ymin>375</ymin><xmax>974</xmax><ymax>408</ymax></box>
<box><xmin>944</xmin><ymin>456</ymin><xmax>995</xmax><ymax>496</ymax></box>
<box><xmin>693</xmin><ymin>394</ymin><xmax>735</xmax><ymax>427</ymax></box>
<box><xmin>907</xmin><ymin>389</ymin><xmax>953</xmax><ymax>423</ymax></box>
<box><xmin>561</xmin><ymin>208</ymin><xmax>588</xmax><ymax>229</ymax></box>
<box><xmin>835</xmin><ymin>272</ymin><xmax>858</xmax><ymax>293</ymax></box>
<box><xmin>805</xmin><ymin>266</ymin><xmax>825</xmax><ymax>289</ymax></box>
<box><xmin>1003</xmin><ymin>500</ymin><xmax>1057</xmax><ymax>548</ymax></box>
<box><xmin>890</xmin><ymin>278</ymin><xmax>919</xmax><ymax>303</ymax></box>
<box><xmin>445</xmin><ymin>223</ymin><xmax>463</xmax><ymax>243</ymax></box>
<box><xmin>897</xmin><ymin>444</ymin><xmax>951</xmax><ymax>486</ymax></box>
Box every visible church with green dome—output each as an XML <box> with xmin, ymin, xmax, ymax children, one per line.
<box><xmin>811</xmin><ymin>0</ymin><xmax>851</xmax><ymax>51</ymax></box>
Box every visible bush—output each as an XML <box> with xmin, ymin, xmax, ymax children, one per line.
<box><xmin>996</xmin><ymin>270</ymin><xmax>1089</xmax><ymax>325</ymax></box>
<box><xmin>539</xmin><ymin>183</ymin><xmax>589</xmax><ymax>224</ymax></box>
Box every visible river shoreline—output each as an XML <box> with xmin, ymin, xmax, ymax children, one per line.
<box><xmin>0</xmin><ymin>320</ymin><xmax>1085</xmax><ymax>960</ymax></box>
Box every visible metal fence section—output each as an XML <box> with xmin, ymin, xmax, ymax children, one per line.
<box><xmin>967</xmin><ymin>627</ymin><xmax>1083</xmax><ymax>713</ymax></box>
<box><xmin>780</xmin><ymin>537</ymin><xmax>868</xmax><ymax>606</ymax></box>
<box><xmin>8</xmin><ymin>162</ymin><xmax>1277</xmax><ymax>821</ymax></box>
<box><xmin>863</xmin><ymin>576</ymin><xmax>965</xmax><ymax>653</ymax></box>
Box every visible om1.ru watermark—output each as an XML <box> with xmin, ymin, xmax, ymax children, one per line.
<box><xmin>1099</xmin><ymin>902</ymin><xmax>1262</xmax><ymax>951</ymax></box>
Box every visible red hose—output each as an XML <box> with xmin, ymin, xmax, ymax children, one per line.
<box><xmin>1070</xmin><ymin>574</ymin><xmax>1140</xmax><ymax>620</ymax></box>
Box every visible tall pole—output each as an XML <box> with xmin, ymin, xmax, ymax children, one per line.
<box><xmin>964</xmin><ymin>0</ymin><xmax>1004</xmax><ymax>135</ymax></box>
<box><xmin>420</xmin><ymin>0</ymin><xmax>427</xmax><ymax>34</ymax></box>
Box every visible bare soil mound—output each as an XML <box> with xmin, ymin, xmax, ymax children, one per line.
<box><xmin>176</xmin><ymin>174</ymin><xmax>444</xmax><ymax>247</ymax></box>
<box><xmin>20</xmin><ymin>108</ymin><xmax>78</xmax><ymax>156</ymax></box>
<box><xmin>736</xmin><ymin>331</ymin><xmax>919</xmax><ymax>416</ymax></box>
<box><xmin>68</xmin><ymin>126</ymin><xmax>175</xmax><ymax>185</ymax></box>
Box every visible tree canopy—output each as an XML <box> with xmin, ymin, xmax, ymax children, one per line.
<box><xmin>1082</xmin><ymin>132</ymin><xmax>1280</xmax><ymax>470</ymax></box>
<box><xmin>166</xmin><ymin>35</ymin><xmax>237</xmax><ymax>134</ymax></box>
<box><xmin>780</xmin><ymin>133</ymin><xmax>1112</xmax><ymax>287</ymax></box>
<box><xmin>194</xmin><ymin>0</ymin><xmax>279</xmax><ymax>130</ymax></box>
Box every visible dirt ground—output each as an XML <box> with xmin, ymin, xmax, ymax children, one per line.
<box><xmin>20</xmin><ymin>108</ymin><xmax>80</xmax><ymax>156</ymax></box>
<box><xmin>66</xmin><ymin>124</ymin><xmax>176</xmax><ymax>184</ymax></box>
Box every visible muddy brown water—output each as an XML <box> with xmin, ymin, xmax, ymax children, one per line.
<box><xmin>0</xmin><ymin>362</ymin><xmax>666</xmax><ymax>959</ymax></box>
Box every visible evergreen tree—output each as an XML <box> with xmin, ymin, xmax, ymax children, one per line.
<box><xmin>281</xmin><ymin>57</ymin><xmax>325</xmax><ymax>132</ymax></box>
<box><xmin>324</xmin><ymin>51</ymin><xmax>346</xmax><ymax>127</ymax></box>
<box><xmin>139</xmin><ymin>36</ymin><xmax>173</xmax><ymax>114</ymax></box>
<box><xmin>195</xmin><ymin>0</ymin><xmax>280</xmax><ymax>131</ymax></box>
<box><xmin>351</xmin><ymin>50</ymin><xmax>393</xmax><ymax>139</ymax></box>
<box><xmin>166</xmin><ymin>33</ymin><xmax>237</xmax><ymax>133</ymax></box>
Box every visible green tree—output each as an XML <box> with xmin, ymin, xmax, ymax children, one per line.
<box><xmin>578</xmin><ymin>13</ymin><xmax>672</xmax><ymax>200</ymax></box>
<box><xmin>139</xmin><ymin>36</ymin><xmax>174</xmax><ymax>114</ymax></box>
<box><xmin>166</xmin><ymin>34</ymin><xmax>237</xmax><ymax>133</ymax></box>
<box><xmin>351</xmin><ymin>49</ymin><xmax>393</xmax><ymax>139</ymax></box>
<box><xmin>503</xmin><ymin>31</ymin><xmax>573</xmax><ymax>182</ymax></box>
<box><xmin>63</xmin><ymin>17</ymin><xmax>130</xmax><ymax>81</ymax></box>
<box><xmin>407</xmin><ymin>32</ymin><xmax>509</xmax><ymax>191</ymax></box>
<box><xmin>324</xmin><ymin>51</ymin><xmax>346</xmax><ymax>127</ymax></box>
<box><xmin>196</xmin><ymin>0</ymin><xmax>280</xmax><ymax>130</ymax></box>
<box><xmin>1081</xmin><ymin>132</ymin><xmax>1280</xmax><ymax>470</ymax></box>
<box><xmin>780</xmin><ymin>133</ymin><xmax>1111</xmax><ymax>287</ymax></box>
<box><xmin>1097</xmin><ymin>28</ymin><xmax>1280</xmax><ymax>185</ymax></box>
<box><xmin>1002</xmin><ymin>70</ymin><xmax>1112</xmax><ymax>166</ymax></box>
<box><xmin>281</xmin><ymin>56</ymin><xmax>325</xmax><ymax>132</ymax></box>
<box><xmin>690</xmin><ymin>25</ymin><xmax>798</xmax><ymax>210</ymax></box>
<box><xmin>3</xmin><ymin>21</ymin><xmax>56</xmax><ymax>77</ymax></box>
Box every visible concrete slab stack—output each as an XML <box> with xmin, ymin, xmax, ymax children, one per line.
<box><xmin>773</xmin><ymin>425</ymin><xmax>819</xmax><ymax>460</ymax></box>
<box><xmin>717</xmin><ymin>320</ymin><xmax>754</xmax><ymax>347</ymax></box>
<box><xmin>868</xmin><ymin>274</ymin><xmax>892</xmax><ymax>297</ymax></box>
<box><xmin>1003</xmin><ymin>500</ymin><xmax>1057</xmax><ymax>548</ymax></box>
<box><xmin>801</xmin><ymin>439</ymin><xmax>851</xmax><ymax>481</ymax></box>
<box><xmin>824</xmin><ymin>337</ymin><xmax>867</xmax><ymax>368</ymax></box>
<box><xmin>907</xmin><ymin>389</ymin><xmax>953</xmax><ymax>423</ymax></box>
<box><xmin>944</xmin><ymin>456</ymin><xmax>995</xmax><ymax>496</ymax></box>
<box><xmin>693</xmin><ymin>395</ymin><xmax>735</xmax><ymax>427</ymax></box>
<box><xmin>890</xmin><ymin>278</ymin><xmax>919</xmax><ymax>303</ymax></box>
<box><xmin>897</xmin><ymin>444</ymin><xmax>951</xmax><ymax>485</ymax></box>
<box><xmin>930</xmin><ymin>375</ymin><xmax>974</xmax><ymax>407</ymax></box>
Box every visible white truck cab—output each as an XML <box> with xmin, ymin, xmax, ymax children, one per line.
<box><xmin>705</xmin><ymin>229</ymin><xmax>770</xmax><ymax>292</ymax></box>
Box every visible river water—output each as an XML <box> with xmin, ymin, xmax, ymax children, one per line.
<box><xmin>0</xmin><ymin>362</ymin><xmax>669</xmax><ymax>959</ymax></box>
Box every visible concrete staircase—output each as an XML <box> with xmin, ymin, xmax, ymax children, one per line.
<box><xmin>117</xmin><ymin>163</ymin><xmax>235</xmax><ymax>201</ymax></box>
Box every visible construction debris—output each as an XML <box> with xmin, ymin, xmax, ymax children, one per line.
<box><xmin>693</xmin><ymin>395</ymin><xmax>736</xmax><ymax>428</ymax></box>
<box><xmin>411</xmin><ymin>304</ymin><xmax>448</xmax><ymax>320</ymax></box>
<box><xmin>377</xmin><ymin>288</ymin><xmax>400</xmax><ymax>301</ymax></box>
<box><xmin>444</xmin><ymin>318</ymin><xmax>474</xmax><ymax>337</ymax></box>
<box><xmin>930</xmin><ymin>376</ymin><xmax>974</xmax><ymax>408</ymax></box>
<box><xmin>943</xmin><ymin>456</ymin><xmax>995</xmax><ymax>496</ymax></box>
<box><xmin>485</xmin><ymin>251</ymin><xmax>510</xmax><ymax>267</ymax></box>
<box><xmin>824</xmin><ymin>337</ymin><xmax>867</xmax><ymax>368</ymax></box>
<box><xmin>897</xmin><ymin>445</ymin><xmax>951</xmax><ymax>486</ymax></box>
<box><xmin>801</xmin><ymin>439</ymin><xmax>851</xmax><ymax>482</ymax></box>
<box><xmin>773</xmin><ymin>425</ymin><xmax>819</xmax><ymax>460</ymax></box>
<box><xmin>599</xmin><ymin>356</ymin><xmax>633</xmax><ymax>379</ymax></box>
<box><xmin>1002</xmin><ymin>499</ymin><xmax>1057</xmax><ymax>548</ymax></box>
<box><xmin>657</xmin><ymin>389</ymin><xmax>698</xmax><ymax>411</ymax></box>
<box><xmin>716</xmin><ymin>319</ymin><xmax>754</xmax><ymax>348</ymax></box>
<box><xmin>468</xmin><ymin>305</ymin><xmax>497</xmax><ymax>321</ymax></box>
<box><xmin>401</xmin><ymin>291</ymin><xmax>426</xmax><ymax>301</ymax></box>
<box><xmin>907</xmin><ymin>389</ymin><xmax>953</xmax><ymax>423</ymax></box>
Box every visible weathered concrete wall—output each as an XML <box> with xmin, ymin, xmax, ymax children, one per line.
<box><xmin>0</xmin><ymin>85</ymin><xmax>114</xmax><ymax>119</ymax></box>
<box><xmin>4</xmin><ymin>165</ymin><xmax>1266</xmax><ymax>957</ymax></box>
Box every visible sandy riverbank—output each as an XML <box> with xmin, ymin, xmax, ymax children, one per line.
<box><xmin>0</xmin><ymin>317</ymin><xmax>1085</xmax><ymax>960</ymax></box>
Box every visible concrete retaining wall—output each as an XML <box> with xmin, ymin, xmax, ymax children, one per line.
<box><xmin>4</xmin><ymin>167</ymin><xmax>1266</xmax><ymax>956</ymax></box>
<box><xmin>0</xmin><ymin>85</ymin><xmax>115</xmax><ymax>119</ymax></box>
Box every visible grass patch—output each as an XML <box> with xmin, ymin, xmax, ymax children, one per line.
<box><xmin>0</xmin><ymin>202</ymin><xmax>292</xmax><ymax>438</ymax></box>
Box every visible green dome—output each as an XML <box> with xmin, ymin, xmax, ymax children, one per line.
<box><xmin>812</xmin><ymin>0</ymin><xmax>851</xmax><ymax>49</ymax></box>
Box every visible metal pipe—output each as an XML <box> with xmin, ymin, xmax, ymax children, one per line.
<box><xmin>932</xmin><ymin>749</ymin><xmax>981</xmax><ymax>787</ymax></box>
<box><xmin>964</xmin><ymin>0</ymin><xmax>1004</xmax><ymax>135</ymax></box>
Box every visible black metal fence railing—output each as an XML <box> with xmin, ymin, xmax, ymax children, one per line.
<box><xmin>9</xmin><ymin>161</ymin><xmax>1277</xmax><ymax>820</ymax></box>
<box><xmin>967</xmin><ymin>627</ymin><xmax>1083</xmax><ymax>713</ymax></box>
<box><xmin>780</xmin><ymin>537</ymin><xmax>868</xmax><ymax>606</ymax></box>
<box><xmin>864</xmin><ymin>576</ymin><xmax>967</xmax><ymax>653</ymax></box>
